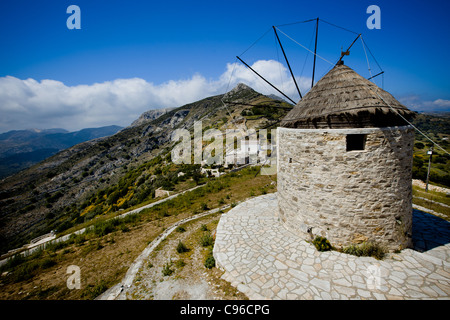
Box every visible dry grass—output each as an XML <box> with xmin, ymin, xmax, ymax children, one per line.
<box><xmin>412</xmin><ymin>185</ymin><xmax>450</xmax><ymax>220</ymax></box>
<box><xmin>0</xmin><ymin>214</ymin><xmax>183</xmax><ymax>299</ymax></box>
<box><xmin>0</xmin><ymin>167</ymin><xmax>274</xmax><ymax>299</ymax></box>
<box><xmin>128</xmin><ymin>211</ymin><xmax>248</xmax><ymax>300</ymax></box>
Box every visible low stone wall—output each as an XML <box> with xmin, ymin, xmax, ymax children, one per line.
<box><xmin>412</xmin><ymin>179</ymin><xmax>450</xmax><ymax>195</ymax></box>
<box><xmin>277</xmin><ymin>126</ymin><xmax>414</xmax><ymax>252</ymax></box>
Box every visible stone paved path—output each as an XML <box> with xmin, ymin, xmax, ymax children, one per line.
<box><xmin>213</xmin><ymin>193</ymin><xmax>450</xmax><ymax>300</ymax></box>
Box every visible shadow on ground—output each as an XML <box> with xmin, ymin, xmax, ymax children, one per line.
<box><xmin>412</xmin><ymin>209</ymin><xmax>450</xmax><ymax>252</ymax></box>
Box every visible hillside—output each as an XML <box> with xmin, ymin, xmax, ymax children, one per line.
<box><xmin>411</xmin><ymin>113</ymin><xmax>450</xmax><ymax>187</ymax></box>
<box><xmin>0</xmin><ymin>126</ymin><xmax>123</xmax><ymax>179</ymax></box>
<box><xmin>0</xmin><ymin>165</ymin><xmax>274</xmax><ymax>300</ymax></box>
<box><xmin>0</xmin><ymin>84</ymin><xmax>293</xmax><ymax>254</ymax></box>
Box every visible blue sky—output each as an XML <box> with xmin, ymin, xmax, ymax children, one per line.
<box><xmin>0</xmin><ymin>0</ymin><xmax>449</xmax><ymax>132</ymax></box>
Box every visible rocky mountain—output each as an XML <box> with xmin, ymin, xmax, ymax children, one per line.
<box><xmin>266</xmin><ymin>94</ymin><xmax>290</xmax><ymax>103</ymax></box>
<box><xmin>0</xmin><ymin>83</ymin><xmax>293</xmax><ymax>254</ymax></box>
<box><xmin>0</xmin><ymin>126</ymin><xmax>123</xmax><ymax>179</ymax></box>
<box><xmin>130</xmin><ymin>108</ymin><xmax>175</xmax><ymax>127</ymax></box>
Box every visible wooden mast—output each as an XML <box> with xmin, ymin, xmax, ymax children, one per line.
<box><xmin>273</xmin><ymin>26</ymin><xmax>302</xmax><ymax>100</ymax></box>
<box><xmin>311</xmin><ymin>17</ymin><xmax>319</xmax><ymax>88</ymax></box>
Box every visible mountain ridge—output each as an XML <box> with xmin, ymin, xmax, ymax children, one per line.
<box><xmin>130</xmin><ymin>108</ymin><xmax>175</xmax><ymax>127</ymax></box>
<box><xmin>0</xmin><ymin>125</ymin><xmax>124</xmax><ymax>179</ymax></box>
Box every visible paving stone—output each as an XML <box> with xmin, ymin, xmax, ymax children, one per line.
<box><xmin>330</xmin><ymin>290</ymin><xmax>341</xmax><ymax>299</ymax></box>
<box><xmin>405</xmin><ymin>289</ymin><xmax>428</xmax><ymax>299</ymax></box>
<box><xmin>437</xmin><ymin>282</ymin><xmax>450</xmax><ymax>294</ymax></box>
<box><xmin>385</xmin><ymin>294</ymin><xmax>404</xmax><ymax>300</ymax></box>
<box><xmin>391</xmin><ymin>270</ymin><xmax>407</xmax><ymax>280</ymax></box>
<box><xmin>321</xmin><ymin>291</ymin><xmax>332</xmax><ymax>299</ymax></box>
<box><xmin>287</xmin><ymin>268</ymin><xmax>309</xmax><ymax>282</ymax></box>
<box><xmin>213</xmin><ymin>193</ymin><xmax>450</xmax><ymax>300</ymax></box>
<box><xmin>301</xmin><ymin>264</ymin><xmax>316</xmax><ymax>275</ymax></box>
<box><xmin>310</xmin><ymin>277</ymin><xmax>330</xmax><ymax>292</ymax></box>
<box><xmin>373</xmin><ymin>292</ymin><xmax>386</xmax><ymax>300</ymax></box>
<box><xmin>357</xmin><ymin>288</ymin><xmax>372</xmax><ymax>299</ymax></box>
<box><xmin>333</xmin><ymin>263</ymin><xmax>344</xmax><ymax>271</ymax></box>
<box><xmin>348</xmin><ymin>260</ymin><xmax>356</xmax><ymax>272</ymax></box>
<box><xmin>334</xmin><ymin>285</ymin><xmax>356</xmax><ymax>297</ymax></box>
<box><xmin>274</xmin><ymin>260</ymin><xmax>288</xmax><ymax>270</ymax></box>
<box><xmin>388</xmin><ymin>286</ymin><xmax>403</xmax><ymax>296</ymax></box>
<box><xmin>272</xmin><ymin>285</ymin><xmax>281</xmax><ymax>295</ymax></box>
<box><xmin>286</xmin><ymin>259</ymin><xmax>298</xmax><ymax>268</ymax></box>
<box><xmin>261</xmin><ymin>278</ymin><xmax>274</xmax><ymax>289</ymax></box>
<box><xmin>292</xmin><ymin>287</ymin><xmax>306</xmax><ymax>296</ymax></box>
<box><xmin>421</xmin><ymin>286</ymin><xmax>439</xmax><ymax>297</ymax></box>
<box><xmin>278</xmin><ymin>288</ymin><xmax>288</xmax><ymax>299</ymax></box>
<box><xmin>287</xmin><ymin>293</ymin><xmax>298</xmax><ymax>300</ymax></box>
<box><xmin>333</xmin><ymin>277</ymin><xmax>352</xmax><ymax>287</ymax></box>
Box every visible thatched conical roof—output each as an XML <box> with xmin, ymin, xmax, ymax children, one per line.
<box><xmin>280</xmin><ymin>63</ymin><xmax>415</xmax><ymax>128</ymax></box>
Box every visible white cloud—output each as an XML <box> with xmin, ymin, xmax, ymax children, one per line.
<box><xmin>432</xmin><ymin>99</ymin><xmax>450</xmax><ymax>108</ymax></box>
<box><xmin>399</xmin><ymin>95</ymin><xmax>450</xmax><ymax>113</ymax></box>
<box><xmin>220</xmin><ymin>60</ymin><xmax>310</xmax><ymax>100</ymax></box>
<box><xmin>0</xmin><ymin>60</ymin><xmax>310</xmax><ymax>132</ymax></box>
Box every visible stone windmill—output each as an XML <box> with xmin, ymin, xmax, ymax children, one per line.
<box><xmin>276</xmin><ymin>61</ymin><xmax>416</xmax><ymax>252</ymax></box>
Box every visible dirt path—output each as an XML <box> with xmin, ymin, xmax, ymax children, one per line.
<box><xmin>98</xmin><ymin>205</ymin><xmax>247</xmax><ymax>300</ymax></box>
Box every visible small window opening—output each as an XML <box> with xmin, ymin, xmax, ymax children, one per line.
<box><xmin>289</xmin><ymin>158</ymin><xmax>293</xmax><ymax>163</ymax></box>
<box><xmin>346</xmin><ymin>134</ymin><xmax>366</xmax><ymax>151</ymax></box>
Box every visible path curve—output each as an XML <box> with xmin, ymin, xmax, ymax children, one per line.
<box><xmin>96</xmin><ymin>204</ymin><xmax>231</xmax><ymax>300</ymax></box>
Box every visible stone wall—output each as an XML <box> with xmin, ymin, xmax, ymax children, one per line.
<box><xmin>412</xmin><ymin>179</ymin><xmax>450</xmax><ymax>195</ymax></box>
<box><xmin>277</xmin><ymin>126</ymin><xmax>414</xmax><ymax>252</ymax></box>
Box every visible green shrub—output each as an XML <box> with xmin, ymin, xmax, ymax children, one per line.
<box><xmin>200</xmin><ymin>224</ymin><xmax>208</xmax><ymax>231</ymax></box>
<box><xmin>92</xmin><ymin>219</ymin><xmax>119</xmax><ymax>237</ymax></box>
<box><xmin>342</xmin><ymin>242</ymin><xmax>386</xmax><ymax>260</ymax></box>
<box><xmin>176</xmin><ymin>241</ymin><xmax>189</xmax><ymax>253</ymax></box>
<box><xmin>175</xmin><ymin>259</ymin><xmax>186</xmax><ymax>268</ymax></box>
<box><xmin>204</xmin><ymin>255</ymin><xmax>215</xmax><ymax>269</ymax></box>
<box><xmin>122</xmin><ymin>213</ymin><xmax>139</xmax><ymax>224</ymax></box>
<box><xmin>162</xmin><ymin>262</ymin><xmax>174</xmax><ymax>276</ymax></box>
<box><xmin>45</xmin><ymin>240</ymin><xmax>68</xmax><ymax>252</ymax></box>
<box><xmin>95</xmin><ymin>241</ymin><xmax>104</xmax><ymax>250</ymax></box>
<box><xmin>176</xmin><ymin>226</ymin><xmax>186</xmax><ymax>233</ymax></box>
<box><xmin>312</xmin><ymin>236</ymin><xmax>332</xmax><ymax>252</ymax></box>
<box><xmin>120</xmin><ymin>224</ymin><xmax>130</xmax><ymax>233</ymax></box>
<box><xmin>82</xmin><ymin>280</ymin><xmax>109</xmax><ymax>299</ymax></box>
<box><xmin>200</xmin><ymin>234</ymin><xmax>214</xmax><ymax>247</ymax></box>
<box><xmin>12</xmin><ymin>261</ymin><xmax>39</xmax><ymax>282</ymax></box>
<box><xmin>40</xmin><ymin>257</ymin><xmax>56</xmax><ymax>269</ymax></box>
<box><xmin>73</xmin><ymin>234</ymin><xmax>87</xmax><ymax>246</ymax></box>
